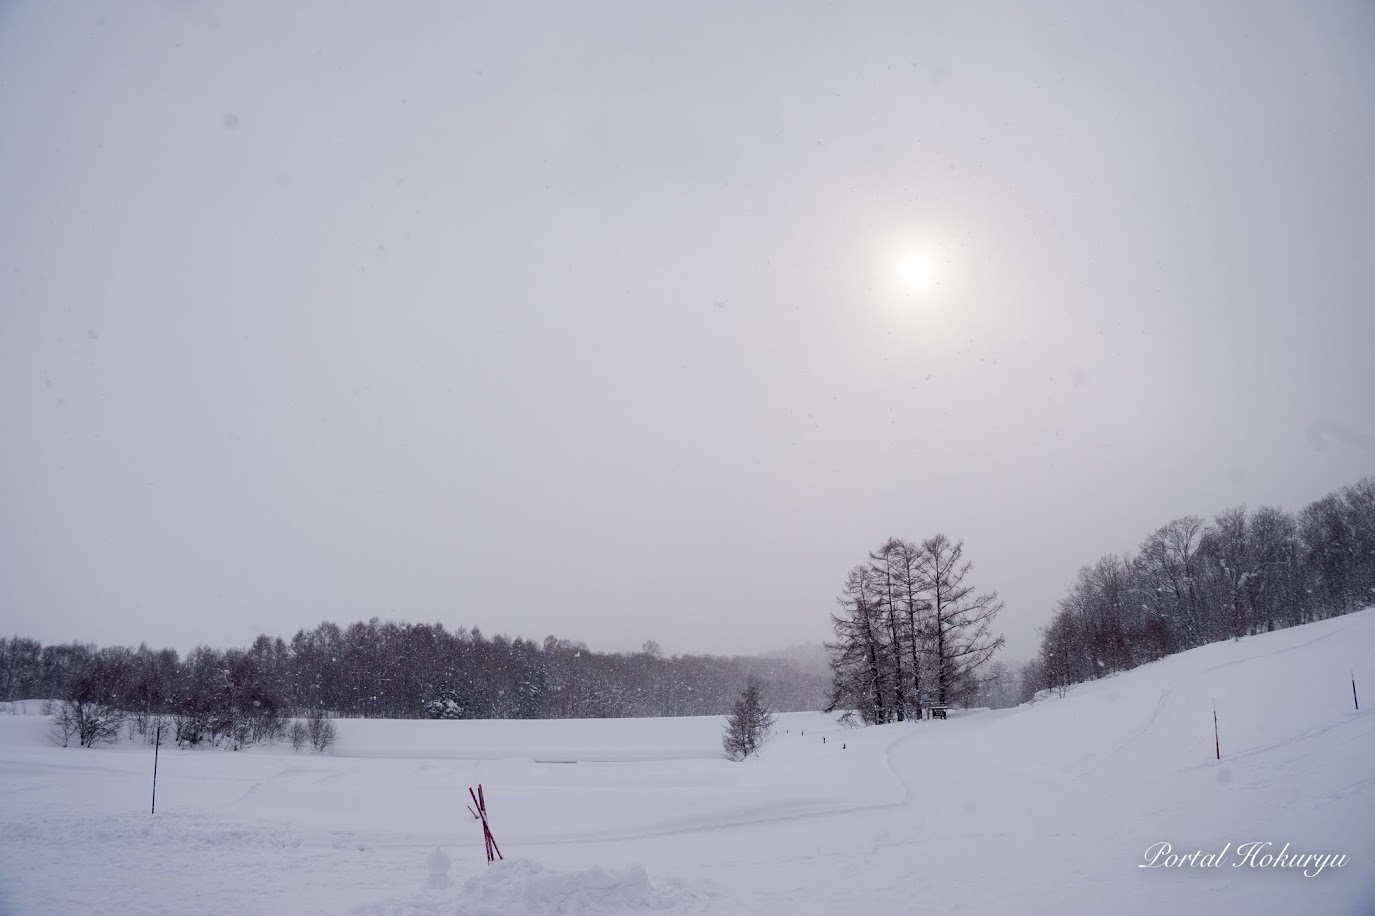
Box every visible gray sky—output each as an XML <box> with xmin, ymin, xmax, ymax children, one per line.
<box><xmin>3</xmin><ymin>1</ymin><xmax>1373</xmax><ymax>665</ymax></box>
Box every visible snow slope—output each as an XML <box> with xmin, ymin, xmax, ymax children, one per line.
<box><xmin>2</xmin><ymin>610</ymin><xmax>1373</xmax><ymax>914</ymax></box>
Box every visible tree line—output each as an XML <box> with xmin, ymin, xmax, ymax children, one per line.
<box><xmin>1026</xmin><ymin>476</ymin><xmax>1375</xmax><ymax>697</ymax></box>
<box><xmin>825</xmin><ymin>534</ymin><xmax>1005</xmax><ymax>724</ymax></box>
<box><xmin>0</xmin><ymin>620</ymin><xmax>828</xmax><ymax>749</ymax></box>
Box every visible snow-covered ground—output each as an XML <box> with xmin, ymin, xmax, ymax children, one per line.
<box><xmin>2</xmin><ymin>611</ymin><xmax>1373</xmax><ymax>914</ymax></box>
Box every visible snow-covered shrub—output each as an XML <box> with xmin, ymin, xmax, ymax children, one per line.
<box><xmin>174</xmin><ymin>710</ymin><xmax>212</xmax><ymax>748</ymax></box>
<box><xmin>423</xmin><ymin>688</ymin><xmax>467</xmax><ymax>720</ymax></box>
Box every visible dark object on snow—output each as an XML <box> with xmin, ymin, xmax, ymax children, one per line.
<box><xmin>150</xmin><ymin>722</ymin><xmax>162</xmax><ymax>814</ymax></box>
<box><xmin>931</xmin><ymin>706</ymin><xmax>948</xmax><ymax>720</ymax></box>
<box><xmin>723</xmin><ymin>676</ymin><xmax>776</xmax><ymax>760</ymax></box>
<box><xmin>468</xmin><ymin>784</ymin><xmax>502</xmax><ymax>863</ymax></box>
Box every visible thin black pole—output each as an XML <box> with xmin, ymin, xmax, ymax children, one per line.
<box><xmin>1355</xmin><ymin>671</ymin><xmax>1360</xmax><ymax>711</ymax></box>
<box><xmin>1213</xmin><ymin>699</ymin><xmax>1220</xmax><ymax>761</ymax></box>
<box><xmin>151</xmin><ymin>722</ymin><xmax>162</xmax><ymax>814</ymax></box>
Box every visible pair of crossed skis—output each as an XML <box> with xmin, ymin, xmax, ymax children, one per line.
<box><xmin>467</xmin><ymin>784</ymin><xmax>503</xmax><ymax>863</ymax></box>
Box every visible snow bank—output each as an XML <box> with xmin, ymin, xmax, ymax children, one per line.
<box><xmin>0</xmin><ymin>811</ymin><xmax>302</xmax><ymax>852</ymax></box>
<box><xmin>357</xmin><ymin>859</ymin><xmax>712</xmax><ymax>915</ymax></box>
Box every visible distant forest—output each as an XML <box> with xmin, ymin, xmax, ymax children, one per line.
<box><xmin>0</xmin><ymin>621</ymin><xmax>829</xmax><ymax>749</ymax></box>
<box><xmin>11</xmin><ymin>475</ymin><xmax>1372</xmax><ymax>752</ymax></box>
<box><xmin>1025</xmin><ymin>475</ymin><xmax>1375</xmax><ymax>697</ymax></box>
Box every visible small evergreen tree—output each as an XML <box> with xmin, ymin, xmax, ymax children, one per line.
<box><xmin>722</xmin><ymin>676</ymin><xmax>776</xmax><ymax>761</ymax></box>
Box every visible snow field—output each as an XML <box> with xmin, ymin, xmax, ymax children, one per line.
<box><xmin>2</xmin><ymin>609</ymin><xmax>1373</xmax><ymax>914</ymax></box>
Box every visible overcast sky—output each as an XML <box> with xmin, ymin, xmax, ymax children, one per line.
<box><xmin>2</xmin><ymin>1</ymin><xmax>1373</xmax><ymax>665</ymax></box>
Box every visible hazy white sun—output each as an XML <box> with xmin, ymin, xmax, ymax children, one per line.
<box><xmin>893</xmin><ymin>246</ymin><xmax>941</xmax><ymax>296</ymax></box>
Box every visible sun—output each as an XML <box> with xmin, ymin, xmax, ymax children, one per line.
<box><xmin>892</xmin><ymin>245</ymin><xmax>942</xmax><ymax>297</ymax></box>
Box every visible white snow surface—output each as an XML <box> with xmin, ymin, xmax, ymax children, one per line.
<box><xmin>3</xmin><ymin>610</ymin><xmax>1374</xmax><ymax>914</ymax></box>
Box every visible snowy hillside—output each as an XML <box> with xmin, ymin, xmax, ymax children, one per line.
<box><xmin>2</xmin><ymin>610</ymin><xmax>1372</xmax><ymax>914</ymax></box>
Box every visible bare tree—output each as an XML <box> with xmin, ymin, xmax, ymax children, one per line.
<box><xmin>288</xmin><ymin>719</ymin><xmax>308</xmax><ymax>751</ymax></box>
<box><xmin>892</xmin><ymin>539</ymin><xmax>931</xmax><ymax>719</ymax></box>
<box><xmin>826</xmin><ymin>565</ymin><xmax>893</xmax><ymax>724</ymax></box>
<box><xmin>1037</xmin><ymin>610</ymin><xmax>1083</xmax><ymax>698</ymax></box>
<box><xmin>1136</xmin><ymin>516</ymin><xmax>1208</xmax><ymax>646</ymax></box>
<box><xmin>49</xmin><ymin>699</ymin><xmax>124</xmax><ymax>748</ymax></box>
<box><xmin>1056</xmin><ymin>555</ymin><xmax>1137</xmax><ymax>678</ymax></box>
<box><xmin>1200</xmin><ymin>507</ymin><xmax>1253</xmax><ymax>640</ymax></box>
<box><xmin>307</xmin><ymin>708</ymin><xmax>337</xmax><ymax>753</ymax></box>
<box><xmin>975</xmin><ymin>660</ymin><xmax>1018</xmax><ymax>709</ymax></box>
<box><xmin>49</xmin><ymin>701</ymin><xmax>78</xmax><ymax>747</ymax></box>
<box><xmin>51</xmin><ymin>652</ymin><xmax>128</xmax><ymax>748</ymax></box>
<box><xmin>867</xmin><ymin>540</ymin><xmax>911</xmax><ymax>721</ymax></box>
<box><xmin>1246</xmin><ymin>505</ymin><xmax>1302</xmax><ymax>632</ymax></box>
<box><xmin>916</xmin><ymin>535</ymin><xmax>1006</xmax><ymax>707</ymax></box>
<box><xmin>1300</xmin><ymin>479</ymin><xmax>1375</xmax><ymax>618</ymax></box>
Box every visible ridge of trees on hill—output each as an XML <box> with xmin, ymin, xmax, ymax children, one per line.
<box><xmin>1026</xmin><ymin>475</ymin><xmax>1375</xmax><ymax>698</ymax></box>
<box><xmin>0</xmin><ymin>623</ymin><xmax>830</xmax><ymax>749</ymax></box>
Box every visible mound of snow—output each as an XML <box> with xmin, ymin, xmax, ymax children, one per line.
<box><xmin>357</xmin><ymin>859</ymin><xmax>712</xmax><ymax>915</ymax></box>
